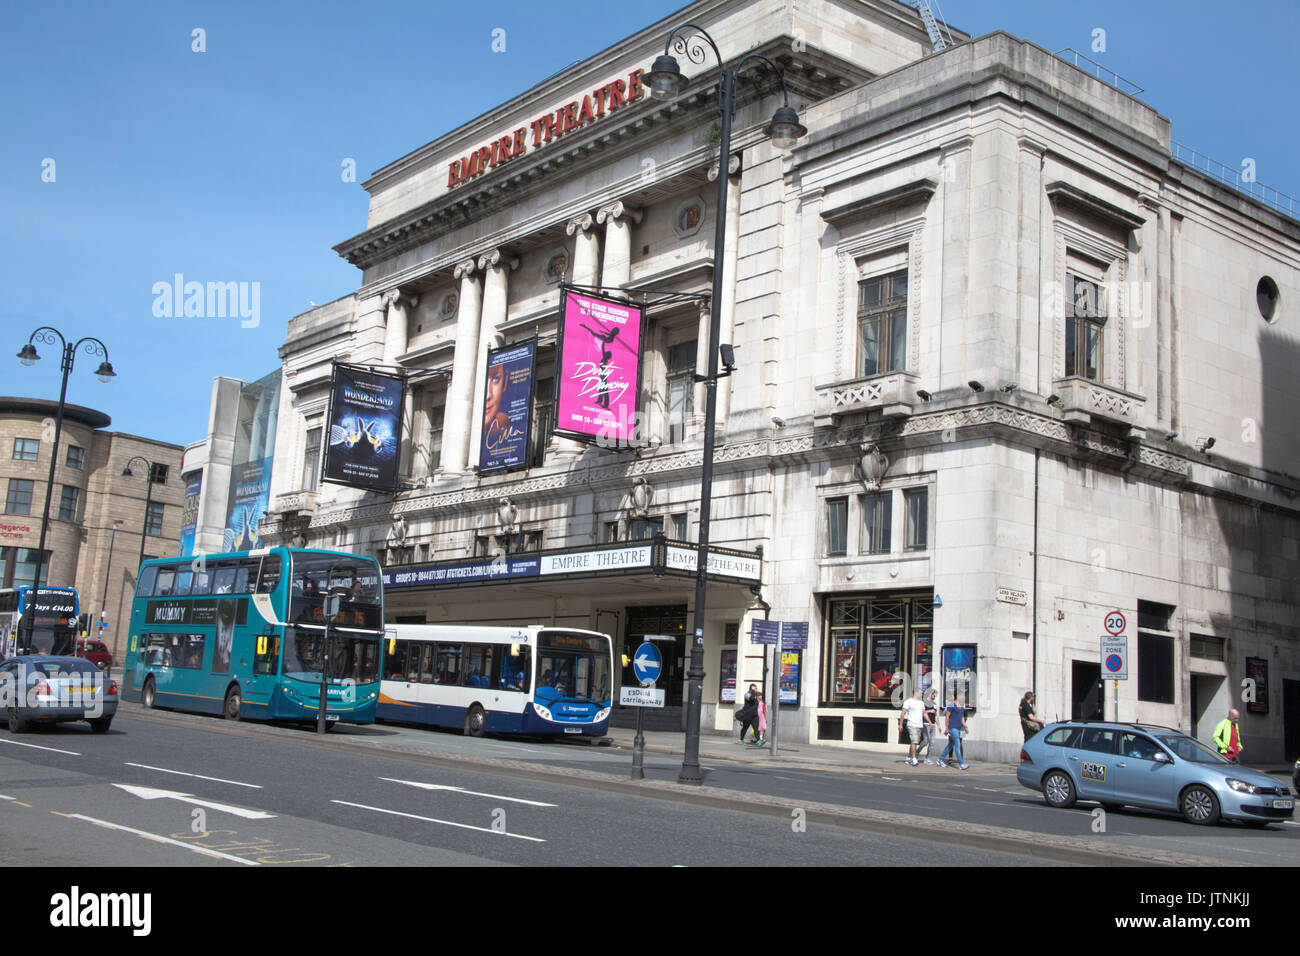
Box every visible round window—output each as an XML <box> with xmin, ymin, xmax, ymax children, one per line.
<box><xmin>1257</xmin><ymin>276</ymin><xmax>1280</xmax><ymax>323</ymax></box>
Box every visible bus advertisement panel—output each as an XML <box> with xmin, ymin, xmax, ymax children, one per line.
<box><xmin>0</xmin><ymin>587</ymin><xmax>79</xmax><ymax>657</ymax></box>
<box><xmin>378</xmin><ymin>624</ymin><xmax>612</xmax><ymax>737</ymax></box>
<box><xmin>121</xmin><ymin>549</ymin><xmax>383</xmax><ymax>725</ymax></box>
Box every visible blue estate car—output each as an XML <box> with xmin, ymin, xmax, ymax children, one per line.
<box><xmin>1017</xmin><ymin>721</ymin><xmax>1293</xmax><ymax>826</ymax></box>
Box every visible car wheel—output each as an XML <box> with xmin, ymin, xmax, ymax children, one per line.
<box><xmin>141</xmin><ymin>678</ymin><xmax>156</xmax><ymax>710</ymax></box>
<box><xmin>1042</xmin><ymin>770</ymin><xmax>1077</xmax><ymax>809</ymax></box>
<box><xmin>224</xmin><ymin>686</ymin><xmax>242</xmax><ymax>721</ymax></box>
<box><xmin>88</xmin><ymin>716</ymin><xmax>112</xmax><ymax>734</ymax></box>
<box><xmin>1180</xmin><ymin>785</ymin><xmax>1220</xmax><ymax>826</ymax></box>
<box><xmin>7</xmin><ymin>707</ymin><xmax>28</xmax><ymax>734</ymax></box>
<box><xmin>464</xmin><ymin>704</ymin><xmax>486</xmax><ymax>738</ymax></box>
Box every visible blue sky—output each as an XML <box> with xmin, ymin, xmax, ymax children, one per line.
<box><xmin>2</xmin><ymin>0</ymin><xmax>1296</xmax><ymax>449</ymax></box>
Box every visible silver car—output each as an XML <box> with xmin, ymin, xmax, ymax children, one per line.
<box><xmin>0</xmin><ymin>655</ymin><xmax>118</xmax><ymax>734</ymax></box>
<box><xmin>1017</xmin><ymin>721</ymin><xmax>1293</xmax><ymax>826</ymax></box>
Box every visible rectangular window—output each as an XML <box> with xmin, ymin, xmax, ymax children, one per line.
<box><xmin>11</xmin><ymin>548</ymin><xmax>49</xmax><ymax>588</ymax></box>
<box><xmin>904</xmin><ymin>487</ymin><xmax>928</xmax><ymax>551</ymax></box>
<box><xmin>530</xmin><ymin>379</ymin><xmax>551</xmax><ymax>468</ymax></box>
<box><xmin>150</xmin><ymin>462</ymin><xmax>169</xmax><ymax>485</ymax></box>
<box><xmin>1138</xmin><ymin>632</ymin><xmax>1175</xmax><ymax>704</ymax></box>
<box><xmin>1190</xmin><ymin>634</ymin><xmax>1225</xmax><ymax>661</ymax></box>
<box><xmin>302</xmin><ymin>427</ymin><xmax>322</xmax><ymax>491</ymax></box>
<box><xmin>57</xmin><ymin>485</ymin><xmax>80</xmax><ymax>522</ymax></box>
<box><xmin>13</xmin><ymin>438</ymin><xmax>39</xmax><ymax>461</ymax></box>
<box><xmin>857</xmin><ymin>269</ymin><xmax>908</xmax><ymax>377</ymax></box>
<box><xmin>145</xmin><ymin>501</ymin><xmax>164</xmax><ymax>536</ymax></box>
<box><xmin>629</xmin><ymin>517</ymin><xmax>663</xmax><ymax>541</ymax></box>
<box><xmin>65</xmin><ymin>445</ymin><xmax>84</xmax><ymax>469</ymax></box>
<box><xmin>860</xmin><ymin>492</ymin><xmax>891</xmax><ymax>555</ymax></box>
<box><xmin>826</xmin><ymin>498</ymin><xmax>848</xmax><ymax>556</ymax></box>
<box><xmin>436</xmin><ymin>643</ymin><xmax>463</xmax><ymax>685</ymax></box>
<box><xmin>672</xmin><ymin>513</ymin><xmax>688</xmax><ymax>541</ymax></box>
<box><xmin>5</xmin><ymin>479</ymin><xmax>34</xmax><ymax>516</ymax></box>
<box><xmin>464</xmin><ymin>644</ymin><xmax>495</xmax><ymax>688</ymax></box>
<box><xmin>666</xmin><ymin>340</ymin><xmax>697</xmax><ymax>444</ymax></box>
<box><xmin>603</xmin><ymin>522</ymin><xmax>620</xmax><ymax>544</ymax></box>
<box><xmin>1065</xmin><ymin>274</ymin><xmax>1106</xmax><ymax>381</ymax></box>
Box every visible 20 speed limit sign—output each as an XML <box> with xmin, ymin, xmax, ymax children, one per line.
<box><xmin>1104</xmin><ymin>610</ymin><xmax>1126</xmax><ymax>636</ymax></box>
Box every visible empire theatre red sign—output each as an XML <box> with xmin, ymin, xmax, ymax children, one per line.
<box><xmin>447</xmin><ymin>69</ymin><xmax>645</xmax><ymax>189</ymax></box>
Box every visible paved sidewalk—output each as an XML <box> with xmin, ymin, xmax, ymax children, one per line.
<box><xmin>598</xmin><ymin>725</ymin><xmax>1018</xmax><ymax>776</ymax></box>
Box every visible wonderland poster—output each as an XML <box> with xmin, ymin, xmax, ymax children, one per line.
<box><xmin>322</xmin><ymin>364</ymin><xmax>405</xmax><ymax>491</ymax></box>
<box><xmin>480</xmin><ymin>339</ymin><xmax>536</xmax><ymax>474</ymax></box>
<box><xmin>224</xmin><ymin>458</ymin><xmax>271</xmax><ymax>553</ymax></box>
<box><xmin>555</xmin><ymin>289</ymin><xmax>643</xmax><ymax>446</ymax></box>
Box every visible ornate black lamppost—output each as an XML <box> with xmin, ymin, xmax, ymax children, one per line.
<box><xmin>16</xmin><ymin>329</ymin><xmax>116</xmax><ymax>588</ymax></box>
<box><xmin>646</xmin><ymin>25</ymin><xmax>805</xmax><ymax>784</ymax></box>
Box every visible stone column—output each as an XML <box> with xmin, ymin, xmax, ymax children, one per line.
<box><xmin>596</xmin><ymin>201</ymin><xmax>643</xmax><ymax>294</ymax></box>
<box><xmin>439</xmin><ymin>259</ymin><xmax>483</xmax><ymax>476</ymax></box>
<box><xmin>469</xmin><ymin>249</ymin><xmax>518</xmax><ymax>469</ymax></box>
<box><xmin>381</xmin><ymin>289</ymin><xmax>419</xmax><ymax>367</ymax></box>
<box><xmin>550</xmin><ymin>214</ymin><xmax>599</xmax><ymax>459</ymax></box>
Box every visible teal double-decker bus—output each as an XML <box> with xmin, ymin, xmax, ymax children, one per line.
<box><xmin>121</xmin><ymin>548</ymin><xmax>383</xmax><ymax>725</ymax></box>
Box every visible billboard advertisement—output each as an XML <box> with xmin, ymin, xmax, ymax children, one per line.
<box><xmin>479</xmin><ymin>339</ymin><xmax>536</xmax><ymax>474</ymax></box>
<box><xmin>225</xmin><ymin>458</ymin><xmax>271</xmax><ymax>553</ymax></box>
<box><xmin>555</xmin><ymin>288</ymin><xmax>643</xmax><ymax>446</ymax></box>
<box><xmin>178</xmin><ymin>471</ymin><xmax>202</xmax><ymax>557</ymax></box>
<box><xmin>323</xmin><ymin>364</ymin><xmax>405</xmax><ymax>491</ymax></box>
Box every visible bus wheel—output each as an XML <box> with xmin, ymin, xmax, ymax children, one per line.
<box><xmin>141</xmin><ymin>678</ymin><xmax>156</xmax><ymax>710</ymax></box>
<box><xmin>464</xmin><ymin>705</ymin><xmax>486</xmax><ymax>738</ymax></box>
<box><xmin>224</xmin><ymin>686</ymin><xmax>242</xmax><ymax>721</ymax></box>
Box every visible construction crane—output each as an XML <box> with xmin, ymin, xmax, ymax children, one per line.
<box><xmin>911</xmin><ymin>0</ymin><xmax>950</xmax><ymax>52</ymax></box>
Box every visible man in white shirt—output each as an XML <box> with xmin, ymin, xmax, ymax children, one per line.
<box><xmin>899</xmin><ymin>689</ymin><xmax>926</xmax><ymax>766</ymax></box>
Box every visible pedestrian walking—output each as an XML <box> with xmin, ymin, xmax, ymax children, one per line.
<box><xmin>755</xmin><ymin>691</ymin><xmax>768</xmax><ymax>746</ymax></box>
<box><xmin>938</xmin><ymin>692</ymin><xmax>969</xmax><ymax>769</ymax></box>
<box><xmin>736</xmin><ymin>684</ymin><xmax>760</xmax><ymax>744</ymax></box>
<box><xmin>1212</xmin><ymin>708</ymin><xmax>1243</xmax><ymax>763</ymax></box>
<box><xmin>898</xmin><ymin>688</ymin><xmax>926</xmax><ymax>765</ymax></box>
<box><xmin>918</xmin><ymin>688</ymin><xmax>939</xmax><ymax>763</ymax></box>
<box><xmin>1019</xmin><ymin>691</ymin><xmax>1046</xmax><ymax>741</ymax></box>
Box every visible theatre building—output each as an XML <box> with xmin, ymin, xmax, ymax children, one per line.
<box><xmin>228</xmin><ymin>0</ymin><xmax>1299</xmax><ymax>759</ymax></box>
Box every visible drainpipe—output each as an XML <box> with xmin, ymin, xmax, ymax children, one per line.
<box><xmin>1032</xmin><ymin>448</ymin><xmax>1040</xmax><ymax>700</ymax></box>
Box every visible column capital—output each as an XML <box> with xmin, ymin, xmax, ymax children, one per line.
<box><xmin>453</xmin><ymin>258</ymin><xmax>479</xmax><ymax>280</ymax></box>
<box><xmin>382</xmin><ymin>288</ymin><xmax>419</xmax><ymax>311</ymax></box>
<box><xmin>566</xmin><ymin>212</ymin><xmax>596</xmax><ymax>236</ymax></box>
<box><xmin>707</xmin><ymin>153</ymin><xmax>742</xmax><ymax>182</ymax></box>
<box><xmin>477</xmin><ymin>249</ymin><xmax>520</xmax><ymax>272</ymax></box>
<box><xmin>596</xmin><ymin>201</ymin><xmax>644</xmax><ymax>226</ymax></box>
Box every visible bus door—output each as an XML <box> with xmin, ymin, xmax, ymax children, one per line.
<box><xmin>250</xmin><ymin>630</ymin><xmax>281</xmax><ymax>702</ymax></box>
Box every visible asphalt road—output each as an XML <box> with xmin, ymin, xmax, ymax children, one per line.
<box><xmin>0</xmin><ymin>711</ymin><xmax>1064</xmax><ymax>867</ymax></box>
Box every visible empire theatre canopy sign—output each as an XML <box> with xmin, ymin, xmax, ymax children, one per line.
<box><xmin>446</xmin><ymin>69</ymin><xmax>646</xmax><ymax>189</ymax></box>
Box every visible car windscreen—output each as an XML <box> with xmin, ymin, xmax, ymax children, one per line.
<box><xmin>1155</xmin><ymin>734</ymin><xmax>1229</xmax><ymax>765</ymax></box>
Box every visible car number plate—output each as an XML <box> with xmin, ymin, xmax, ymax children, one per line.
<box><xmin>563</xmin><ymin>727</ymin><xmax>582</xmax><ymax>734</ymax></box>
<box><xmin>1272</xmin><ymin>798</ymin><xmax>1293</xmax><ymax>810</ymax></box>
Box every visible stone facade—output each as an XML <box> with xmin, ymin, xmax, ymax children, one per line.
<box><xmin>195</xmin><ymin>0</ymin><xmax>1298</xmax><ymax>759</ymax></box>
<box><xmin>0</xmin><ymin>397</ymin><xmax>184</xmax><ymax>663</ymax></box>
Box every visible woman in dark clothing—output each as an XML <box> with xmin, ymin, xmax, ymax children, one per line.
<box><xmin>1019</xmin><ymin>691</ymin><xmax>1045</xmax><ymax>740</ymax></box>
<box><xmin>737</xmin><ymin>684</ymin><xmax>760</xmax><ymax>744</ymax></box>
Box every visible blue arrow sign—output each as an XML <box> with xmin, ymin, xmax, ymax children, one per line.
<box><xmin>632</xmin><ymin>642</ymin><xmax>662</xmax><ymax>686</ymax></box>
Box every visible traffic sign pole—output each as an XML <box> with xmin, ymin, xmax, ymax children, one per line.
<box><xmin>629</xmin><ymin>641</ymin><xmax>662</xmax><ymax>781</ymax></box>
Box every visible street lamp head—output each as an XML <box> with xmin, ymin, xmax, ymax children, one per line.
<box><xmin>767</xmin><ymin>105</ymin><xmax>807</xmax><ymax>151</ymax></box>
<box><xmin>94</xmin><ymin>360</ymin><xmax>116</xmax><ymax>383</ymax></box>
<box><xmin>647</xmin><ymin>54</ymin><xmax>684</xmax><ymax>100</ymax></box>
<box><xmin>16</xmin><ymin>344</ymin><xmax>39</xmax><ymax>366</ymax></box>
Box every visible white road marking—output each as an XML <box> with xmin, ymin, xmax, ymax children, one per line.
<box><xmin>0</xmin><ymin>738</ymin><xmax>79</xmax><ymax>756</ymax></box>
<box><xmin>113</xmin><ymin>784</ymin><xmax>276</xmax><ymax>820</ymax></box>
<box><xmin>332</xmin><ymin>799</ymin><xmax>545</xmax><ymax>842</ymax></box>
<box><xmin>882</xmin><ymin>776</ymin><xmax>901</xmax><ymax>781</ymax></box>
<box><xmin>60</xmin><ymin>813</ymin><xmax>260</xmax><ymax>865</ymax></box>
<box><xmin>380</xmin><ymin>777</ymin><xmax>556</xmax><ymax>807</ymax></box>
<box><xmin>125</xmin><ymin>762</ymin><xmax>263</xmax><ymax>789</ymax></box>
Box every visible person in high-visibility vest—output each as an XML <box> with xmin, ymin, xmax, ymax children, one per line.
<box><xmin>1212</xmin><ymin>709</ymin><xmax>1243</xmax><ymax>763</ymax></box>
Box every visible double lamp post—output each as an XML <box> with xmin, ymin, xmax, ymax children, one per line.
<box><xmin>645</xmin><ymin>24</ymin><xmax>805</xmax><ymax>784</ymax></box>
